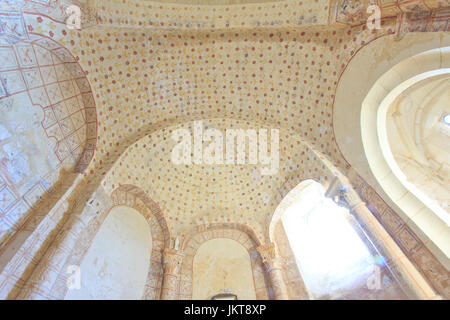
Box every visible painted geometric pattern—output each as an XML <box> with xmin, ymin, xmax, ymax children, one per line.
<box><xmin>0</xmin><ymin>1</ymin><xmax>448</xmax><ymax>301</ymax></box>
<box><xmin>0</xmin><ymin>39</ymin><xmax>95</xmax><ymax>167</ymax></box>
<box><xmin>0</xmin><ymin>25</ymin><xmax>97</xmax><ymax>258</ymax></box>
<box><xmin>179</xmin><ymin>225</ymin><xmax>268</xmax><ymax>300</ymax></box>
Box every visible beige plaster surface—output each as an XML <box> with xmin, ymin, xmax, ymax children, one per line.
<box><xmin>192</xmin><ymin>238</ymin><xmax>257</xmax><ymax>300</ymax></box>
<box><xmin>387</xmin><ymin>78</ymin><xmax>450</xmax><ymax>215</ymax></box>
<box><xmin>65</xmin><ymin>206</ymin><xmax>152</xmax><ymax>300</ymax></box>
<box><xmin>0</xmin><ymin>0</ymin><xmax>449</xmax><ymax>300</ymax></box>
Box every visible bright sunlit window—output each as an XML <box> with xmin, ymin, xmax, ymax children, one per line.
<box><xmin>281</xmin><ymin>182</ymin><xmax>375</xmax><ymax>299</ymax></box>
<box><xmin>443</xmin><ymin>114</ymin><xmax>450</xmax><ymax>125</ymax></box>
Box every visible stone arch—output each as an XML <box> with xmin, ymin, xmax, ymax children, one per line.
<box><xmin>333</xmin><ymin>34</ymin><xmax>450</xmax><ymax>268</ymax></box>
<box><xmin>333</xmin><ymin>33</ymin><xmax>450</xmax><ymax>297</ymax></box>
<box><xmin>110</xmin><ymin>184</ymin><xmax>171</xmax><ymax>246</ymax></box>
<box><xmin>4</xmin><ymin>117</ymin><xmax>342</xmax><ymax>299</ymax></box>
<box><xmin>94</xmin><ymin>115</ymin><xmax>333</xmax><ymax>193</ymax></box>
<box><xmin>263</xmin><ymin>153</ymin><xmax>344</xmax><ymax>241</ymax></box>
<box><xmin>178</xmin><ymin>224</ymin><xmax>270</xmax><ymax>300</ymax></box>
<box><xmin>65</xmin><ymin>205</ymin><xmax>152</xmax><ymax>300</ymax></box>
<box><xmin>32</xmin><ymin>184</ymin><xmax>170</xmax><ymax>300</ymax></box>
<box><xmin>0</xmin><ymin>32</ymin><xmax>98</xmax><ymax>171</ymax></box>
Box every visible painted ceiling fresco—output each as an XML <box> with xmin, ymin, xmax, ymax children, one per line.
<box><xmin>1</xmin><ymin>0</ymin><xmax>448</xmax><ymax>241</ymax></box>
<box><xmin>0</xmin><ymin>0</ymin><xmax>449</xmax><ymax>300</ymax></box>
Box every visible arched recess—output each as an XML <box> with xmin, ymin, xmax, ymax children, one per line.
<box><xmin>31</xmin><ymin>184</ymin><xmax>170</xmax><ymax>300</ymax></box>
<box><xmin>179</xmin><ymin>224</ymin><xmax>270</xmax><ymax>300</ymax></box>
<box><xmin>333</xmin><ymin>32</ymin><xmax>450</xmax><ymax>269</ymax></box>
<box><xmin>0</xmin><ymin>27</ymin><xmax>97</xmax><ymax>273</ymax></box>
<box><xmin>65</xmin><ymin>205</ymin><xmax>152</xmax><ymax>299</ymax></box>
<box><xmin>6</xmin><ymin>117</ymin><xmax>344</xmax><ymax>299</ymax></box>
<box><xmin>101</xmin><ymin>117</ymin><xmax>344</xmax><ymax>242</ymax></box>
<box><xmin>264</xmin><ymin>154</ymin><xmax>343</xmax><ymax>241</ymax></box>
<box><xmin>333</xmin><ymin>33</ymin><xmax>450</xmax><ymax>297</ymax></box>
<box><xmin>71</xmin><ymin>185</ymin><xmax>169</xmax><ymax>300</ymax></box>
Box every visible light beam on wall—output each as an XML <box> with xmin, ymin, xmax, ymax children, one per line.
<box><xmin>281</xmin><ymin>183</ymin><xmax>374</xmax><ymax>299</ymax></box>
<box><xmin>443</xmin><ymin>114</ymin><xmax>450</xmax><ymax>125</ymax></box>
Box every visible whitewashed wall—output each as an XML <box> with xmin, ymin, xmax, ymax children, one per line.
<box><xmin>66</xmin><ymin>206</ymin><xmax>152</xmax><ymax>300</ymax></box>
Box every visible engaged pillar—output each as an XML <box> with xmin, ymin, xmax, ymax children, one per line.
<box><xmin>257</xmin><ymin>243</ymin><xmax>289</xmax><ymax>300</ymax></box>
<box><xmin>160</xmin><ymin>248</ymin><xmax>184</xmax><ymax>300</ymax></box>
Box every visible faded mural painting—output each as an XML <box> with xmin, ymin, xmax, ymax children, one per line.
<box><xmin>0</xmin><ymin>14</ymin><xmax>97</xmax><ymax>256</ymax></box>
<box><xmin>0</xmin><ymin>0</ymin><xmax>448</xmax><ymax>301</ymax></box>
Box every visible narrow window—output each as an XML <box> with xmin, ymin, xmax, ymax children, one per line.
<box><xmin>281</xmin><ymin>182</ymin><xmax>374</xmax><ymax>299</ymax></box>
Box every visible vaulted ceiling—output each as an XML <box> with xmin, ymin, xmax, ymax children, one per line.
<box><xmin>149</xmin><ymin>0</ymin><xmax>282</xmax><ymax>4</ymax></box>
<box><xmin>2</xmin><ymin>0</ymin><xmax>449</xmax><ymax>241</ymax></box>
<box><xmin>387</xmin><ymin>77</ymin><xmax>450</xmax><ymax>214</ymax></box>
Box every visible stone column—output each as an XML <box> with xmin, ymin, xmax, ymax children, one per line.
<box><xmin>160</xmin><ymin>248</ymin><xmax>184</xmax><ymax>300</ymax></box>
<box><xmin>325</xmin><ymin>177</ymin><xmax>439</xmax><ymax>300</ymax></box>
<box><xmin>257</xmin><ymin>243</ymin><xmax>289</xmax><ymax>300</ymax></box>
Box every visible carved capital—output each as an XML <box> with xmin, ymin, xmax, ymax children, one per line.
<box><xmin>162</xmin><ymin>248</ymin><xmax>184</xmax><ymax>275</ymax></box>
<box><xmin>340</xmin><ymin>185</ymin><xmax>365</xmax><ymax>210</ymax></box>
<box><xmin>325</xmin><ymin>177</ymin><xmax>365</xmax><ymax>211</ymax></box>
<box><xmin>257</xmin><ymin>243</ymin><xmax>278</xmax><ymax>266</ymax></box>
